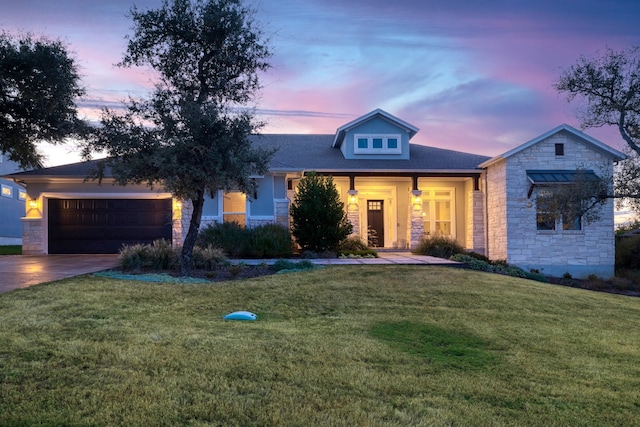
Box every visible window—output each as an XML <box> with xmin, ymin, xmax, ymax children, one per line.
<box><xmin>536</xmin><ymin>191</ymin><xmax>582</xmax><ymax>231</ymax></box>
<box><xmin>354</xmin><ymin>134</ymin><xmax>402</xmax><ymax>154</ymax></box>
<box><xmin>555</xmin><ymin>143</ymin><xmax>564</xmax><ymax>156</ymax></box>
<box><xmin>223</xmin><ymin>192</ymin><xmax>246</xmax><ymax>225</ymax></box>
<box><xmin>18</xmin><ymin>189</ymin><xmax>27</xmax><ymax>201</ymax></box>
<box><xmin>1</xmin><ymin>184</ymin><xmax>12</xmax><ymax>198</ymax></box>
<box><xmin>422</xmin><ymin>189</ymin><xmax>455</xmax><ymax>237</ymax></box>
<box><xmin>562</xmin><ymin>213</ymin><xmax>582</xmax><ymax>231</ymax></box>
<box><xmin>536</xmin><ymin>213</ymin><xmax>556</xmax><ymax>230</ymax></box>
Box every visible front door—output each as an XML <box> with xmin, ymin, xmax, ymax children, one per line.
<box><xmin>367</xmin><ymin>200</ymin><xmax>384</xmax><ymax>247</ymax></box>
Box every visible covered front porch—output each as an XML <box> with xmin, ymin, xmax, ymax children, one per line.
<box><xmin>288</xmin><ymin>172</ymin><xmax>486</xmax><ymax>253</ymax></box>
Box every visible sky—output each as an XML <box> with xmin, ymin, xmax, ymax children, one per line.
<box><xmin>1</xmin><ymin>0</ymin><xmax>639</xmax><ymax>166</ymax></box>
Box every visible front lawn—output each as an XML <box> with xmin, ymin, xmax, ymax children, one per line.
<box><xmin>1</xmin><ymin>266</ymin><xmax>639</xmax><ymax>426</ymax></box>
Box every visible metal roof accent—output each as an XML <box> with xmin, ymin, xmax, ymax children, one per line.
<box><xmin>525</xmin><ymin>169</ymin><xmax>600</xmax><ymax>198</ymax></box>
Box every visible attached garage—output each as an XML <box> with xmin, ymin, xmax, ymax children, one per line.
<box><xmin>48</xmin><ymin>198</ymin><xmax>172</xmax><ymax>254</ymax></box>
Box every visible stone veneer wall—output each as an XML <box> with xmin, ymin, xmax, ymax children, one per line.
<box><xmin>21</xmin><ymin>218</ymin><xmax>43</xmax><ymax>255</ymax></box>
<box><xmin>274</xmin><ymin>199</ymin><xmax>290</xmax><ymax>229</ymax></box>
<box><xmin>485</xmin><ymin>160</ymin><xmax>508</xmax><ymax>260</ymax></box>
<box><xmin>503</xmin><ymin>132</ymin><xmax>616</xmax><ymax>278</ymax></box>
<box><xmin>175</xmin><ymin>200</ymin><xmax>192</xmax><ymax>246</ymax></box>
<box><xmin>466</xmin><ymin>190</ymin><xmax>485</xmax><ymax>254</ymax></box>
<box><xmin>408</xmin><ymin>192</ymin><xmax>424</xmax><ymax>249</ymax></box>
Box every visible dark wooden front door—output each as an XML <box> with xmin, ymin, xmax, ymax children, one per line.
<box><xmin>367</xmin><ymin>200</ymin><xmax>384</xmax><ymax>247</ymax></box>
<box><xmin>48</xmin><ymin>198</ymin><xmax>172</xmax><ymax>254</ymax></box>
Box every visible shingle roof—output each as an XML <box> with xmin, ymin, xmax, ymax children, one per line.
<box><xmin>254</xmin><ymin>134</ymin><xmax>490</xmax><ymax>172</ymax></box>
<box><xmin>4</xmin><ymin>134</ymin><xmax>490</xmax><ymax>180</ymax></box>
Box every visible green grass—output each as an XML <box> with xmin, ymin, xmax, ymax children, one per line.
<box><xmin>1</xmin><ymin>266</ymin><xmax>640</xmax><ymax>426</ymax></box>
<box><xmin>0</xmin><ymin>245</ymin><xmax>21</xmax><ymax>255</ymax></box>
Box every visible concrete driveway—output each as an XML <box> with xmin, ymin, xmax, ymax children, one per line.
<box><xmin>0</xmin><ymin>254</ymin><xmax>119</xmax><ymax>294</ymax></box>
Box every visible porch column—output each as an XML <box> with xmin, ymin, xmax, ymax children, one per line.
<box><xmin>274</xmin><ymin>199</ymin><xmax>290</xmax><ymax>229</ymax></box>
<box><xmin>174</xmin><ymin>199</ymin><xmax>192</xmax><ymax>246</ymax></box>
<box><xmin>408</xmin><ymin>190</ymin><xmax>424</xmax><ymax>249</ymax></box>
<box><xmin>347</xmin><ymin>189</ymin><xmax>360</xmax><ymax>239</ymax></box>
<box><xmin>466</xmin><ymin>190</ymin><xmax>485</xmax><ymax>255</ymax></box>
<box><xmin>22</xmin><ymin>198</ymin><xmax>44</xmax><ymax>254</ymax></box>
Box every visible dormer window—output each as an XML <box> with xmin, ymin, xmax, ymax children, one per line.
<box><xmin>354</xmin><ymin>134</ymin><xmax>402</xmax><ymax>154</ymax></box>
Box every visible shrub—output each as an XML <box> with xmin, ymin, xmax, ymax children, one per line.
<box><xmin>192</xmin><ymin>245</ymin><xmax>227</xmax><ymax>270</ymax></box>
<box><xmin>245</xmin><ymin>223</ymin><xmax>293</xmax><ymax>258</ymax></box>
<box><xmin>197</xmin><ymin>222</ymin><xmax>293</xmax><ymax>258</ymax></box>
<box><xmin>197</xmin><ymin>221</ymin><xmax>247</xmax><ymax>258</ymax></box>
<box><xmin>450</xmin><ymin>253</ymin><xmax>548</xmax><ymax>282</ymax></box>
<box><xmin>118</xmin><ymin>240</ymin><xmax>178</xmax><ymax>271</ymax></box>
<box><xmin>290</xmin><ymin>172</ymin><xmax>352</xmax><ymax>252</ymax></box>
<box><xmin>413</xmin><ymin>235</ymin><xmax>465</xmax><ymax>258</ymax></box>
<box><xmin>147</xmin><ymin>239</ymin><xmax>179</xmax><ymax>270</ymax></box>
<box><xmin>118</xmin><ymin>243</ymin><xmax>149</xmax><ymax>270</ymax></box>
<box><xmin>450</xmin><ymin>254</ymin><xmax>495</xmax><ymax>272</ymax></box>
<box><xmin>616</xmin><ymin>235</ymin><xmax>640</xmax><ymax>270</ymax></box>
<box><xmin>338</xmin><ymin>237</ymin><xmax>378</xmax><ymax>258</ymax></box>
<box><xmin>339</xmin><ymin>249</ymin><xmax>378</xmax><ymax>258</ymax></box>
<box><xmin>270</xmin><ymin>259</ymin><xmax>316</xmax><ymax>272</ymax></box>
<box><xmin>339</xmin><ymin>236</ymin><xmax>368</xmax><ymax>252</ymax></box>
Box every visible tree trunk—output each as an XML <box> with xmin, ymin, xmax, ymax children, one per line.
<box><xmin>180</xmin><ymin>187</ymin><xmax>205</xmax><ymax>276</ymax></box>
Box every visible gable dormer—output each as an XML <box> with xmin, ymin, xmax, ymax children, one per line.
<box><xmin>332</xmin><ymin>109</ymin><xmax>419</xmax><ymax>160</ymax></box>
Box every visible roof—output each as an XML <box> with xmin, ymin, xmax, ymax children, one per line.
<box><xmin>525</xmin><ymin>169</ymin><xmax>600</xmax><ymax>198</ymax></box>
<box><xmin>3</xmin><ymin>135</ymin><xmax>490</xmax><ymax>181</ymax></box>
<box><xmin>478</xmin><ymin>124</ymin><xmax>626</xmax><ymax>168</ymax></box>
<box><xmin>332</xmin><ymin>109</ymin><xmax>419</xmax><ymax>148</ymax></box>
<box><xmin>4</xmin><ymin>159</ymin><xmax>109</xmax><ymax>180</ymax></box>
<box><xmin>253</xmin><ymin>134</ymin><xmax>489</xmax><ymax>173</ymax></box>
<box><xmin>526</xmin><ymin>170</ymin><xmax>599</xmax><ymax>184</ymax></box>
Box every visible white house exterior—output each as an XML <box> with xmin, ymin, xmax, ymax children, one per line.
<box><xmin>3</xmin><ymin>110</ymin><xmax>625</xmax><ymax>278</ymax></box>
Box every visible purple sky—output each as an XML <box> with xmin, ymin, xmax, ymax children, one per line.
<box><xmin>1</xmin><ymin>0</ymin><xmax>639</xmax><ymax>165</ymax></box>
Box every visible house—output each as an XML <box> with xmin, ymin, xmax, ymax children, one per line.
<box><xmin>3</xmin><ymin>109</ymin><xmax>625</xmax><ymax>278</ymax></box>
<box><xmin>0</xmin><ymin>154</ymin><xmax>29</xmax><ymax>245</ymax></box>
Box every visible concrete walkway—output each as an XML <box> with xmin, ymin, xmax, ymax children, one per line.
<box><xmin>234</xmin><ymin>252</ymin><xmax>459</xmax><ymax>266</ymax></box>
<box><xmin>0</xmin><ymin>252</ymin><xmax>456</xmax><ymax>294</ymax></box>
<box><xmin>0</xmin><ymin>254</ymin><xmax>119</xmax><ymax>294</ymax></box>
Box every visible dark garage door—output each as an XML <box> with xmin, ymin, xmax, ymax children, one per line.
<box><xmin>48</xmin><ymin>199</ymin><xmax>173</xmax><ymax>254</ymax></box>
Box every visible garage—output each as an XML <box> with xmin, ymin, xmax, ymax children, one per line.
<box><xmin>48</xmin><ymin>198</ymin><xmax>173</xmax><ymax>254</ymax></box>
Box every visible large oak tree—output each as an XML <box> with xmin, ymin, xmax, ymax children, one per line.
<box><xmin>0</xmin><ymin>32</ymin><xmax>86</xmax><ymax>169</ymax></box>
<box><xmin>549</xmin><ymin>46</ymin><xmax>640</xmax><ymax>220</ymax></box>
<box><xmin>87</xmin><ymin>0</ymin><xmax>273</xmax><ymax>274</ymax></box>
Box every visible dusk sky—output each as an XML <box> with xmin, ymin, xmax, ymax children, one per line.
<box><xmin>1</xmin><ymin>0</ymin><xmax>639</xmax><ymax>166</ymax></box>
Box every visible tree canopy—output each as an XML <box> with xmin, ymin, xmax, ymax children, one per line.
<box><xmin>556</xmin><ymin>46</ymin><xmax>640</xmax><ymax>156</ymax></box>
<box><xmin>86</xmin><ymin>0</ymin><xmax>274</xmax><ymax>274</ymax></box>
<box><xmin>555</xmin><ymin>46</ymin><xmax>640</xmax><ymax>218</ymax></box>
<box><xmin>0</xmin><ymin>32</ymin><xmax>86</xmax><ymax>169</ymax></box>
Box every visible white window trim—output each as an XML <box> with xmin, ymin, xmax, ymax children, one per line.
<box><xmin>421</xmin><ymin>187</ymin><xmax>456</xmax><ymax>239</ymax></box>
<box><xmin>354</xmin><ymin>134</ymin><xmax>402</xmax><ymax>154</ymax></box>
<box><xmin>219</xmin><ymin>190</ymin><xmax>249</xmax><ymax>226</ymax></box>
<box><xmin>1</xmin><ymin>184</ymin><xmax>12</xmax><ymax>198</ymax></box>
